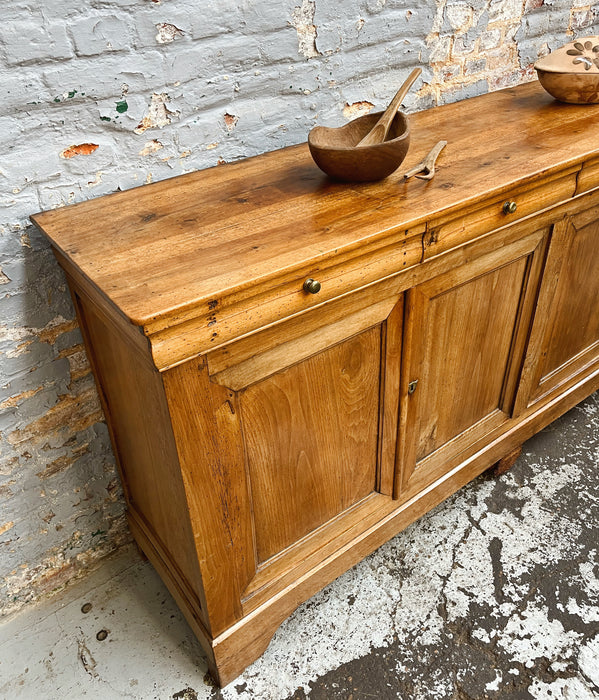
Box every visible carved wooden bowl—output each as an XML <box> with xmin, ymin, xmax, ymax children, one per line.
<box><xmin>308</xmin><ymin>110</ymin><xmax>410</xmax><ymax>182</ymax></box>
<box><xmin>535</xmin><ymin>37</ymin><xmax>599</xmax><ymax>104</ymax></box>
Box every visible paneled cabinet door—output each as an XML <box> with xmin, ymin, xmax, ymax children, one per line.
<box><xmin>515</xmin><ymin>202</ymin><xmax>599</xmax><ymax>412</ymax></box>
<box><xmin>396</xmin><ymin>226</ymin><xmax>549</xmax><ymax>498</ymax></box>
<box><xmin>202</xmin><ymin>282</ymin><xmax>404</xmax><ymax>610</ymax></box>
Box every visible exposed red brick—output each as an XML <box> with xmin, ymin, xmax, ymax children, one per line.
<box><xmin>60</xmin><ymin>144</ymin><xmax>99</xmax><ymax>159</ymax></box>
<box><xmin>8</xmin><ymin>388</ymin><xmax>103</xmax><ymax>447</ymax></box>
<box><xmin>343</xmin><ymin>101</ymin><xmax>374</xmax><ymax>119</ymax></box>
<box><xmin>224</xmin><ymin>113</ymin><xmax>239</xmax><ymax>131</ymax></box>
<box><xmin>0</xmin><ymin>387</ymin><xmax>42</xmax><ymax>410</ymax></box>
<box><xmin>38</xmin><ymin>319</ymin><xmax>78</xmax><ymax>345</ymax></box>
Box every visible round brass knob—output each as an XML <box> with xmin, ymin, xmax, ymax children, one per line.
<box><xmin>303</xmin><ymin>278</ymin><xmax>321</xmax><ymax>294</ymax></box>
<box><xmin>503</xmin><ymin>200</ymin><xmax>517</xmax><ymax>215</ymax></box>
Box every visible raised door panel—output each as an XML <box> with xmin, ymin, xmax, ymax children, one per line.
<box><xmin>241</xmin><ymin>328</ymin><xmax>380</xmax><ymax>562</ymax></box>
<box><xmin>516</xmin><ymin>206</ymin><xmax>599</xmax><ymax>410</ymax></box>
<box><xmin>415</xmin><ymin>259</ymin><xmax>527</xmax><ymax>462</ymax></box>
<box><xmin>397</xmin><ymin>228</ymin><xmax>549</xmax><ymax>497</ymax></box>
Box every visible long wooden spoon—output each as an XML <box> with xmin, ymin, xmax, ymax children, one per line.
<box><xmin>356</xmin><ymin>67</ymin><xmax>422</xmax><ymax>147</ymax></box>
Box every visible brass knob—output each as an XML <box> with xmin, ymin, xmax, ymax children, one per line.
<box><xmin>503</xmin><ymin>200</ymin><xmax>517</xmax><ymax>215</ymax></box>
<box><xmin>303</xmin><ymin>278</ymin><xmax>321</xmax><ymax>294</ymax></box>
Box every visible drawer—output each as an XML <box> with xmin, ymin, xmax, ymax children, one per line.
<box><xmin>147</xmin><ymin>224</ymin><xmax>424</xmax><ymax>370</ymax></box>
<box><xmin>422</xmin><ymin>167</ymin><xmax>578</xmax><ymax>260</ymax></box>
<box><xmin>205</xmin><ymin>277</ymin><xmax>403</xmax><ymax>390</ymax></box>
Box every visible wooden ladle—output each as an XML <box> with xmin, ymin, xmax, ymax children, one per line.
<box><xmin>356</xmin><ymin>67</ymin><xmax>422</xmax><ymax>147</ymax></box>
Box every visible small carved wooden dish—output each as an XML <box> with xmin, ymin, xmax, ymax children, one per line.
<box><xmin>308</xmin><ymin>110</ymin><xmax>410</xmax><ymax>182</ymax></box>
<box><xmin>535</xmin><ymin>36</ymin><xmax>599</xmax><ymax>104</ymax></box>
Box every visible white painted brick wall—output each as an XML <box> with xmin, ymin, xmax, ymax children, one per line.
<box><xmin>1</xmin><ymin>0</ymin><xmax>597</xmax><ymax>615</ymax></box>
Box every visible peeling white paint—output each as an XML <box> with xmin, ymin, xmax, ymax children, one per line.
<box><xmin>1</xmin><ymin>393</ymin><xmax>598</xmax><ymax>697</ymax></box>
<box><xmin>529</xmin><ymin>676</ymin><xmax>597</xmax><ymax>700</ymax></box>
<box><xmin>579</xmin><ymin>557</ymin><xmax>599</xmax><ymax>597</ymax></box>
<box><xmin>155</xmin><ymin>22</ymin><xmax>183</xmax><ymax>44</ymax></box>
<box><xmin>446</xmin><ymin>4</ymin><xmax>474</xmax><ymax>33</ymax></box>
<box><xmin>497</xmin><ymin>602</ymin><xmax>582</xmax><ymax>667</ymax></box>
<box><xmin>566</xmin><ymin>597</ymin><xmax>599</xmax><ymax>623</ymax></box>
<box><xmin>342</xmin><ymin>101</ymin><xmax>374</xmax><ymax>119</ymax></box>
<box><xmin>215</xmin><ymin>450</ymin><xmax>598</xmax><ymax>699</ymax></box>
<box><xmin>138</xmin><ymin>139</ymin><xmax>163</xmax><ymax>156</ymax></box>
<box><xmin>87</xmin><ymin>172</ymin><xmax>103</xmax><ymax>188</ymax></box>
<box><xmin>486</xmin><ymin>670</ymin><xmax>502</xmax><ymax>691</ymax></box>
<box><xmin>2</xmin><ymin>0</ymin><xmax>599</xmax><ymax>668</ymax></box>
<box><xmin>0</xmin><ymin>324</ymin><xmax>34</xmax><ymax>344</ymax></box>
<box><xmin>578</xmin><ymin>634</ymin><xmax>599</xmax><ymax>687</ymax></box>
<box><xmin>290</xmin><ymin>0</ymin><xmax>319</xmax><ymax>58</ymax></box>
<box><xmin>134</xmin><ymin>93</ymin><xmax>179</xmax><ymax>134</ymax></box>
<box><xmin>0</xmin><ymin>521</ymin><xmax>15</xmax><ymax>536</ymax></box>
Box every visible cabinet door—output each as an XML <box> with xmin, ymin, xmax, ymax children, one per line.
<box><xmin>198</xmin><ymin>282</ymin><xmax>404</xmax><ymax>608</ymax></box>
<box><xmin>515</xmin><ymin>204</ymin><xmax>599</xmax><ymax>411</ymax></box>
<box><xmin>397</xmin><ymin>227</ymin><xmax>548</xmax><ymax>497</ymax></box>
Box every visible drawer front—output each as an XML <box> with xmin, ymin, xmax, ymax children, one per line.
<box><xmin>422</xmin><ymin>168</ymin><xmax>578</xmax><ymax>260</ymax></box>
<box><xmin>149</xmin><ymin>167</ymin><xmax>579</xmax><ymax>371</ymax></box>
<box><xmin>207</xmin><ymin>290</ymin><xmax>399</xmax><ymax>391</ymax></box>
<box><xmin>148</xmin><ymin>224</ymin><xmax>424</xmax><ymax>370</ymax></box>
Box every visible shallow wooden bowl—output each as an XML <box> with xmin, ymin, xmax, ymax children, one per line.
<box><xmin>535</xmin><ymin>36</ymin><xmax>599</xmax><ymax>104</ymax></box>
<box><xmin>308</xmin><ymin>110</ymin><xmax>410</xmax><ymax>182</ymax></box>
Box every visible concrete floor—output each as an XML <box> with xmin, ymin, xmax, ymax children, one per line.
<box><xmin>0</xmin><ymin>392</ymin><xmax>597</xmax><ymax>700</ymax></box>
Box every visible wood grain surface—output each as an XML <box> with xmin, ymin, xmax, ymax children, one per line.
<box><xmin>540</xmin><ymin>215</ymin><xmax>599</xmax><ymax>377</ymax></box>
<box><xmin>31</xmin><ymin>82</ymin><xmax>599</xmax><ymax>337</ymax></box>
<box><xmin>517</xmin><ymin>202</ymin><xmax>599</xmax><ymax>408</ymax></box>
<box><xmin>416</xmin><ymin>259</ymin><xmax>528</xmax><ymax>460</ymax></box>
<box><xmin>241</xmin><ymin>329</ymin><xmax>380</xmax><ymax>562</ymax></box>
<box><xmin>396</xmin><ymin>228</ymin><xmax>549</xmax><ymax>495</ymax></box>
<box><xmin>72</xmin><ymin>289</ymin><xmax>209</xmax><ymax>624</ymax></box>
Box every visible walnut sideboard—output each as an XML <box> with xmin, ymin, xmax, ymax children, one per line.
<box><xmin>32</xmin><ymin>81</ymin><xmax>599</xmax><ymax>685</ymax></box>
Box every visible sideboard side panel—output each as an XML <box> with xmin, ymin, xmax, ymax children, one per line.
<box><xmin>73</xmin><ymin>292</ymin><xmax>209</xmax><ymax>626</ymax></box>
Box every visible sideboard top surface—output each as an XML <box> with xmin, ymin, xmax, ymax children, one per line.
<box><xmin>32</xmin><ymin>81</ymin><xmax>599</xmax><ymax>331</ymax></box>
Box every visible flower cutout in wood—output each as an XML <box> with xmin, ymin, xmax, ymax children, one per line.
<box><xmin>566</xmin><ymin>40</ymin><xmax>599</xmax><ymax>70</ymax></box>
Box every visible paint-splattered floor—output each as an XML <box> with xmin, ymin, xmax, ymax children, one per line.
<box><xmin>1</xmin><ymin>392</ymin><xmax>597</xmax><ymax>700</ymax></box>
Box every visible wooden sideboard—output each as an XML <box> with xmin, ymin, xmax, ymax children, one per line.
<box><xmin>32</xmin><ymin>81</ymin><xmax>599</xmax><ymax>685</ymax></box>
